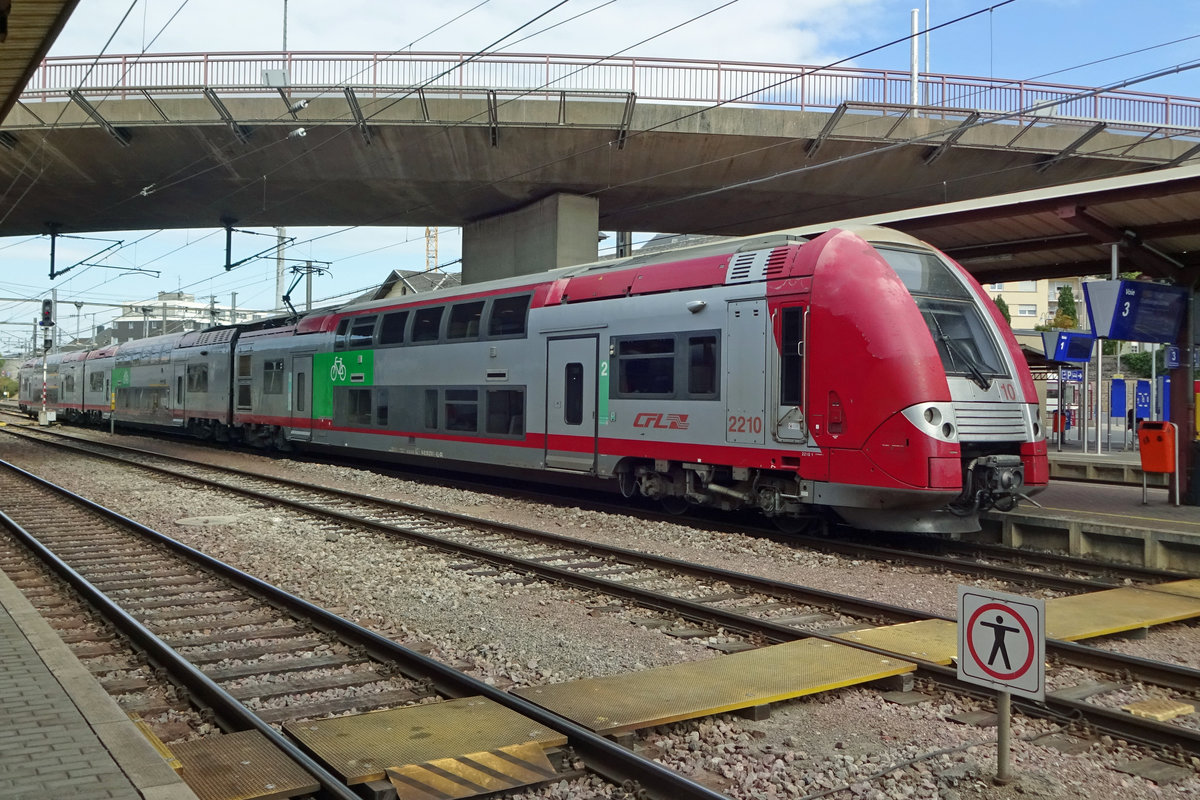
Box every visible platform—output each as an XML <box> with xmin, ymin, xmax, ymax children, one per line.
<box><xmin>512</xmin><ymin>638</ymin><xmax>914</xmax><ymax>735</ymax></box>
<box><xmin>0</xmin><ymin>567</ymin><xmax>199</xmax><ymax>800</ymax></box>
<box><xmin>981</xmin><ymin>479</ymin><xmax>1200</xmax><ymax>573</ymax></box>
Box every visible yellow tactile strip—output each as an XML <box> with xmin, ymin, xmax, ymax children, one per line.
<box><xmin>513</xmin><ymin>638</ymin><xmax>914</xmax><ymax>735</ymax></box>
<box><xmin>283</xmin><ymin>697</ymin><xmax>565</xmax><ymax>785</ymax></box>
<box><xmin>386</xmin><ymin>741</ymin><xmax>557</xmax><ymax>800</ymax></box>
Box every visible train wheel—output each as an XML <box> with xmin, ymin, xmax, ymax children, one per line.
<box><xmin>773</xmin><ymin>516</ymin><xmax>821</xmax><ymax>535</ymax></box>
<box><xmin>660</xmin><ymin>496</ymin><xmax>690</xmax><ymax>516</ymax></box>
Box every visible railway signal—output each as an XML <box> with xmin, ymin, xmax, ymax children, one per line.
<box><xmin>40</xmin><ymin>298</ymin><xmax>55</xmax><ymax>327</ymax></box>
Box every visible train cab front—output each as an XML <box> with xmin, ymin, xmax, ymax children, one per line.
<box><xmin>801</xmin><ymin>227</ymin><xmax>1048</xmax><ymax>534</ymax></box>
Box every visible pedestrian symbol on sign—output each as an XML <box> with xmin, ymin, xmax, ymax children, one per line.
<box><xmin>982</xmin><ymin>615</ymin><xmax>1018</xmax><ymax>670</ymax></box>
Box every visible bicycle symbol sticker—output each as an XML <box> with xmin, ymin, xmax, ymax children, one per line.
<box><xmin>330</xmin><ymin>356</ymin><xmax>347</xmax><ymax>382</ymax></box>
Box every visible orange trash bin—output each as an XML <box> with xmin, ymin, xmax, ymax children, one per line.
<box><xmin>1138</xmin><ymin>421</ymin><xmax>1176</xmax><ymax>474</ymax></box>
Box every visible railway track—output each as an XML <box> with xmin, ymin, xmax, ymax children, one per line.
<box><xmin>4</xmin><ymin>423</ymin><xmax>1200</xmax><ymax>763</ymax></box>
<box><xmin>0</xmin><ymin>457</ymin><xmax>731</xmax><ymax>800</ymax></box>
<box><xmin>2</xmin><ymin>408</ymin><xmax>1185</xmax><ymax>591</ymax></box>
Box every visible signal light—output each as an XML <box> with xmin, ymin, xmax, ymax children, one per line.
<box><xmin>40</xmin><ymin>299</ymin><xmax>54</xmax><ymax>327</ymax></box>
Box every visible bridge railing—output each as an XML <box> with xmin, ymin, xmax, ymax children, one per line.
<box><xmin>21</xmin><ymin>51</ymin><xmax>1200</xmax><ymax>130</ymax></box>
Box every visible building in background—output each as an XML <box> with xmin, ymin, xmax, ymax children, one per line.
<box><xmin>983</xmin><ymin>278</ymin><xmax>1085</xmax><ymax>328</ymax></box>
<box><xmin>106</xmin><ymin>291</ymin><xmax>274</xmax><ymax>345</ymax></box>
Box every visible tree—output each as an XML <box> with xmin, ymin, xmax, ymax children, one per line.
<box><xmin>0</xmin><ymin>360</ymin><xmax>16</xmax><ymax>399</ymax></box>
<box><xmin>993</xmin><ymin>295</ymin><xmax>1011</xmax><ymax>325</ymax></box>
<box><xmin>1055</xmin><ymin>286</ymin><xmax>1078</xmax><ymax>329</ymax></box>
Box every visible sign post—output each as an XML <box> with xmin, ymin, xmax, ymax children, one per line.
<box><xmin>957</xmin><ymin>587</ymin><xmax>1045</xmax><ymax>784</ymax></box>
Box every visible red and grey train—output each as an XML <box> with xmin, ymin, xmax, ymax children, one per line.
<box><xmin>19</xmin><ymin>225</ymin><xmax>1048</xmax><ymax>533</ymax></box>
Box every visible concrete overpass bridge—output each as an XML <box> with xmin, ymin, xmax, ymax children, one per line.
<box><xmin>3</xmin><ymin>51</ymin><xmax>1199</xmax><ymax>280</ymax></box>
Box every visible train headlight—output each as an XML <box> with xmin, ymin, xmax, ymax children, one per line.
<box><xmin>903</xmin><ymin>402</ymin><xmax>958</xmax><ymax>443</ymax></box>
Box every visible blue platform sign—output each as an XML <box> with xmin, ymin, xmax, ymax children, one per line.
<box><xmin>1040</xmin><ymin>331</ymin><xmax>1095</xmax><ymax>364</ymax></box>
<box><xmin>1083</xmin><ymin>280</ymin><xmax>1188</xmax><ymax>343</ymax></box>
<box><xmin>1062</xmin><ymin>368</ymin><xmax>1083</xmax><ymax>383</ymax></box>
<box><xmin>1135</xmin><ymin>380</ymin><xmax>1151</xmax><ymax>419</ymax></box>
<box><xmin>1165</xmin><ymin>345</ymin><xmax>1181</xmax><ymax>369</ymax></box>
<box><xmin>1110</xmin><ymin>379</ymin><xmax>1127</xmax><ymax>418</ymax></box>
<box><xmin>1159</xmin><ymin>375</ymin><xmax>1171</xmax><ymax>421</ymax></box>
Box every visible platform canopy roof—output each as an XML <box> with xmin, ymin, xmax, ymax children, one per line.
<box><xmin>0</xmin><ymin>1</ymin><xmax>79</xmax><ymax>122</ymax></box>
<box><xmin>804</xmin><ymin>163</ymin><xmax>1200</xmax><ymax>287</ymax></box>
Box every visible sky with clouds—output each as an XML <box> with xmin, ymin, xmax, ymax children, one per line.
<box><xmin>1</xmin><ymin>0</ymin><xmax>1198</xmax><ymax>350</ymax></box>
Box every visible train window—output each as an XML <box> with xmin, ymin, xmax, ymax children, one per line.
<box><xmin>444</xmin><ymin>388</ymin><xmax>478</xmax><ymax>432</ymax></box>
<box><xmin>263</xmin><ymin>359</ymin><xmax>285</xmax><ymax>395</ymax></box>
<box><xmin>447</xmin><ymin>301</ymin><xmax>485</xmax><ymax>340</ymax></box>
<box><xmin>349</xmin><ymin>316</ymin><xmax>377</xmax><ymax>349</ymax></box>
<box><xmin>187</xmin><ymin>365</ymin><xmax>208</xmax><ymax>393</ymax></box>
<box><xmin>237</xmin><ymin>354</ymin><xmax>252</xmax><ymax>377</ymax></box>
<box><xmin>379</xmin><ymin>311</ymin><xmax>408</xmax><ymax>346</ymax></box>
<box><xmin>780</xmin><ymin>308</ymin><xmax>804</xmax><ymax>406</ymax></box>
<box><xmin>63</xmin><ymin>374</ymin><xmax>75</xmax><ymax>393</ymax></box>
<box><xmin>177</xmin><ymin>376</ymin><xmax>183</xmax><ymax>399</ymax></box>
<box><xmin>486</xmin><ymin>388</ymin><xmax>525</xmax><ymax>436</ymax></box>
<box><xmin>237</xmin><ymin>384</ymin><xmax>251</xmax><ymax>409</ymax></box>
<box><xmin>423</xmin><ymin>389</ymin><xmax>439</xmax><ymax>429</ymax></box>
<box><xmin>412</xmin><ymin>306</ymin><xmax>444</xmax><ymax>343</ymax></box>
<box><xmin>347</xmin><ymin>389</ymin><xmax>372</xmax><ymax>425</ymax></box>
<box><xmin>90</xmin><ymin>372</ymin><xmax>104</xmax><ymax>391</ymax></box>
<box><xmin>296</xmin><ymin>373</ymin><xmax>306</xmax><ymax>413</ymax></box>
<box><xmin>376</xmin><ymin>388</ymin><xmax>389</xmax><ymax>427</ymax></box>
<box><xmin>564</xmin><ymin>363</ymin><xmax>583</xmax><ymax>425</ymax></box>
<box><xmin>687</xmin><ymin>335</ymin><xmax>718</xmax><ymax>397</ymax></box>
<box><xmin>875</xmin><ymin>247</ymin><xmax>970</xmax><ymax>299</ymax></box>
<box><xmin>917</xmin><ymin>298</ymin><xmax>1007</xmax><ymax>382</ymax></box>
<box><xmin>615</xmin><ymin>337</ymin><xmax>675</xmax><ymax>396</ymax></box>
<box><xmin>488</xmin><ymin>295</ymin><xmax>530</xmax><ymax>337</ymax></box>
<box><xmin>334</xmin><ymin>319</ymin><xmax>351</xmax><ymax>350</ymax></box>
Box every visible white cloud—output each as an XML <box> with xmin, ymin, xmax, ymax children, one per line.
<box><xmin>52</xmin><ymin>0</ymin><xmax>884</xmax><ymax>68</ymax></box>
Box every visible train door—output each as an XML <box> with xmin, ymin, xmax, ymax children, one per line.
<box><xmin>289</xmin><ymin>354</ymin><xmax>313</xmax><ymax>442</ymax></box>
<box><xmin>545</xmin><ymin>336</ymin><xmax>597</xmax><ymax>471</ymax></box>
<box><xmin>725</xmin><ymin>300</ymin><xmax>766</xmax><ymax>445</ymax></box>
<box><xmin>774</xmin><ymin>303</ymin><xmax>807</xmax><ymax>443</ymax></box>
<box><xmin>172</xmin><ymin>364</ymin><xmax>186</xmax><ymax>425</ymax></box>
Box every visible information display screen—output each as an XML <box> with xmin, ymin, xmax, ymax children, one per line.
<box><xmin>1084</xmin><ymin>280</ymin><xmax>1187</xmax><ymax>343</ymax></box>
<box><xmin>1041</xmin><ymin>331</ymin><xmax>1095</xmax><ymax>364</ymax></box>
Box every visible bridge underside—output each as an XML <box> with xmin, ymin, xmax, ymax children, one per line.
<box><xmin>2</xmin><ymin>94</ymin><xmax>1196</xmax><ymax>278</ymax></box>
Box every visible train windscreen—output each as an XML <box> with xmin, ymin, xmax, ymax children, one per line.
<box><xmin>875</xmin><ymin>247</ymin><xmax>1008</xmax><ymax>387</ymax></box>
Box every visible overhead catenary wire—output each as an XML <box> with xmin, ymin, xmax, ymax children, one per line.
<box><xmin>6</xmin><ymin>4</ymin><xmax>1199</xmax><ymax>340</ymax></box>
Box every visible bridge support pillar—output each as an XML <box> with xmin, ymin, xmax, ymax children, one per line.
<box><xmin>462</xmin><ymin>193</ymin><xmax>598</xmax><ymax>284</ymax></box>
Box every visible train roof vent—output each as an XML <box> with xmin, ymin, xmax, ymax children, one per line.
<box><xmin>183</xmin><ymin>328</ymin><xmax>236</xmax><ymax>347</ymax></box>
<box><xmin>725</xmin><ymin>250</ymin><xmax>782</xmax><ymax>284</ymax></box>
<box><xmin>725</xmin><ymin>251</ymin><xmax>762</xmax><ymax>283</ymax></box>
<box><xmin>764</xmin><ymin>247</ymin><xmax>790</xmax><ymax>278</ymax></box>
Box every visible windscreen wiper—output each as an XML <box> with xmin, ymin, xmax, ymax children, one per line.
<box><xmin>926</xmin><ymin>309</ymin><xmax>990</xmax><ymax>390</ymax></box>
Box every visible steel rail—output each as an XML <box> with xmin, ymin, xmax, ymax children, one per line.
<box><xmin>8</xmin><ymin>425</ymin><xmax>1200</xmax><ymax>693</ymax></box>
<box><xmin>0</xmin><ymin>458</ymin><xmax>731</xmax><ymax>800</ymax></box>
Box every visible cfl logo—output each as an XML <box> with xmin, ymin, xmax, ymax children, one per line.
<box><xmin>633</xmin><ymin>412</ymin><xmax>690</xmax><ymax>430</ymax></box>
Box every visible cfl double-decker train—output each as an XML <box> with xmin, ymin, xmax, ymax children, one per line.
<box><xmin>19</xmin><ymin>226</ymin><xmax>1047</xmax><ymax>533</ymax></box>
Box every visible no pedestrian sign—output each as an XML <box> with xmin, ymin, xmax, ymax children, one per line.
<box><xmin>957</xmin><ymin>587</ymin><xmax>1045</xmax><ymax>700</ymax></box>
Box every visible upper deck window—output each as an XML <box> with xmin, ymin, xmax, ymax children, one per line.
<box><xmin>488</xmin><ymin>295</ymin><xmax>530</xmax><ymax>337</ymax></box>
<box><xmin>875</xmin><ymin>247</ymin><xmax>970</xmax><ymax>299</ymax></box>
